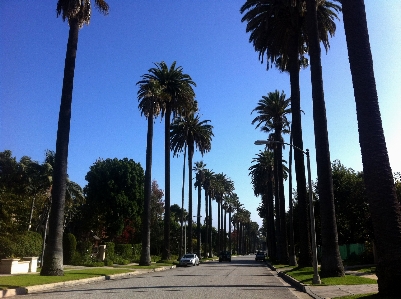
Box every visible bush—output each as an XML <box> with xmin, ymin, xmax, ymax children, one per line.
<box><xmin>103</xmin><ymin>258</ymin><xmax>113</xmax><ymax>266</ymax></box>
<box><xmin>14</xmin><ymin>231</ymin><xmax>42</xmax><ymax>257</ymax></box>
<box><xmin>113</xmin><ymin>255</ymin><xmax>129</xmax><ymax>265</ymax></box>
<box><xmin>105</xmin><ymin>242</ymin><xmax>115</xmax><ymax>261</ymax></box>
<box><xmin>0</xmin><ymin>232</ymin><xmax>42</xmax><ymax>258</ymax></box>
<box><xmin>76</xmin><ymin>240</ymin><xmax>92</xmax><ymax>255</ymax></box>
<box><xmin>0</xmin><ymin>236</ymin><xmax>16</xmax><ymax>258</ymax></box>
<box><xmin>63</xmin><ymin>233</ymin><xmax>77</xmax><ymax>265</ymax></box>
<box><xmin>115</xmin><ymin>244</ymin><xmax>133</xmax><ymax>260</ymax></box>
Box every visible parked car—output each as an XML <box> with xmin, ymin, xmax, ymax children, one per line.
<box><xmin>219</xmin><ymin>251</ymin><xmax>231</xmax><ymax>262</ymax></box>
<box><xmin>255</xmin><ymin>251</ymin><xmax>266</xmax><ymax>261</ymax></box>
<box><xmin>179</xmin><ymin>253</ymin><xmax>200</xmax><ymax>266</ymax></box>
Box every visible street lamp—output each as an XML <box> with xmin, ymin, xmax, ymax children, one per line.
<box><xmin>254</xmin><ymin>140</ymin><xmax>321</xmax><ymax>284</ymax></box>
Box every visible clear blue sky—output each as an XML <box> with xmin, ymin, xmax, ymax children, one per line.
<box><xmin>1</xmin><ymin>1</ymin><xmax>400</xmax><ymax>228</ymax></box>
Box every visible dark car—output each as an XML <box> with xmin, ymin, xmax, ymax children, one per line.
<box><xmin>219</xmin><ymin>251</ymin><xmax>231</xmax><ymax>262</ymax></box>
<box><xmin>255</xmin><ymin>251</ymin><xmax>266</xmax><ymax>261</ymax></box>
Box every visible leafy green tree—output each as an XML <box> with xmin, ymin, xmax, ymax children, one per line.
<box><xmin>137</xmin><ymin>76</ymin><xmax>165</xmax><ymax>265</ymax></box>
<box><xmin>341</xmin><ymin>0</ymin><xmax>401</xmax><ymax>292</ymax></box>
<box><xmin>141</xmin><ymin>61</ymin><xmax>196</xmax><ymax>260</ymax></box>
<box><xmin>149</xmin><ymin>180</ymin><xmax>165</xmax><ymax>255</ymax></box>
<box><xmin>42</xmin><ymin>0</ymin><xmax>109</xmax><ymax>277</ymax></box>
<box><xmin>251</xmin><ymin>90</ymin><xmax>291</xmax><ymax>264</ymax></box>
<box><xmin>330</xmin><ymin>161</ymin><xmax>371</xmax><ymax>244</ymax></box>
<box><xmin>83</xmin><ymin>158</ymin><xmax>144</xmax><ymax>242</ymax></box>
<box><xmin>171</xmin><ymin>114</ymin><xmax>213</xmax><ymax>253</ymax></box>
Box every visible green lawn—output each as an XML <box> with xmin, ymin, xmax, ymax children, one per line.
<box><xmin>0</xmin><ymin>266</ymin><xmax>155</xmax><ymax>290</ymax></box>
<box><xmin>284</xmin><ymin>267</ymin><xmax>377</xmax><ymax>286</ymax></box>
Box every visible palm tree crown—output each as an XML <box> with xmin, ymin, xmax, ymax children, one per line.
<box><xmin>170</xmin><ymin>113</ymin><xmax>214</xmax><ymax>158</ymax></box>
<box><xmin>57</xmin><ymin>0</ymin><xmax>109</xmax><ymax>27</ymax></box>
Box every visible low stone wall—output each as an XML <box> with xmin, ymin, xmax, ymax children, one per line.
<box><xmin>0</xmin><ymin>257</ymin><xmax>38</xmax><ymax>274</ymax></box>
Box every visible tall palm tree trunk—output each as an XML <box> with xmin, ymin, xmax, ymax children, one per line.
<box><xmin>140</xmin><ymin>110</ymin><xmax>153</xmax><ymax>266</ymax></box>
<box><xmin>277</xmin><ymin>131</ymin><xmax>289</xmax><ymax>264</ymax></box>
<box><xmin>229</xmin><ymin>210</ymin><xmax>232</xmax><ymax>253</ymax></box>
<box><xmin>306</xmin><ymin>0</ymin><xmax>344</xmax><ymax>277</ymax></box>
<box><xmin>188</xmin><ymin>147</ymin><xmax>194</xmax><ymax>253</ymax></box>
<box><xmin>342</xmin><ymin>0</ymin><xmax>401</xmax><ymax>294</ymax></box>
<box><xmin>208</xmin><ymin>195</ymin><xmax>213</xmax><ymax>257</ymax></box>
<box><xmin>223</xmin><ymin>209</ymin><xmax>227</xmax><ymax>250</ymax></box>
<box><xmin>273</xmin><ymin>146</ymin><xmax>282</xmax><ymax>262</ymax></box>
<box><xmin>162</xmin><ymin>106</ymin><xmax>172</xmax><ymax>260</ymax></box>
<box><xmin>197</xmin><ymin>182</ymin><xmax>201</xmax><ymax>258</ymax></box>
<box><xmin>289</xmin><ymin>30</ymin><xmax>312</xmax><ymax>268</ymax></box>
<box><xmin>180</xmin><ymin>146</ymin><xmax>186</xmax><ymax>257</ymax></box>
<box><xmin>267</xmin><ymin>175</ymin><xmax>276</xmax><ymax>260</ymax></box>
<box><xmin>288</xmin><ymin>133</ymin><xmax>297</xmax><ymax>266</ymax></box>
<box><xmin>41</xmin><ymin>19</ymin><xmax>79</xmax><ymax>276</ymax></box>
<box><xmin>204</xmin><ymin>190</ymin><xmax>209</xmax><ymax>257</ymax></box>
<box><xmin>217</xmin><ymin>199</ymin><xmax>221</xmax><ymax>252</ymax></box>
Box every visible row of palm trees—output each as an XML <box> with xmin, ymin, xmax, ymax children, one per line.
<box><xmin>242</xmin><ymin>0</ymin><xmax>401</xmax><ymax>295</ymax></box>
<box><xmin>45</xmin><ymin>0</ymin><xmax>401</xmax><ymax>294</ymax></box>
<box><xmin>241</xmin><ymin>0</ymin><xmax>343</xmax><ymax>277</ymax></box>
<box><xmin>136</xmin><ymin>61</ymin><xmax>252</xmax><ymax>264</ymax></box>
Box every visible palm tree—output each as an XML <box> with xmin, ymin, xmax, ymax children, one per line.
<box><xmin>203</xmin><ymin>168</ymin><xmax>215</xmax><ymax>257</ymax></box>
<box><xmin>170</xmin><ymin>113</ymin><xmax>213</xmax><ymax>253</ymax></box>
<box><xmin>305</xmin><ymin>0</ymin><xmax>344</xmax><ymax>277</ymax></box>
<box><xmin>41</xmin><ymin>0</ymin><xmax>109</xmax><ymax>276</ymax></box>
<box><xmin>193</xmin><ymin>161</ymin><xmax>206</xmax><ymax>258</ymax></box>
<box><xmin>241</xmin><ymin>0</ymin><xmax>340</xmax><ymax>268</ymax></box>
<box><xmin>142</xmin><ymin>61</ymin><xmax>196</xmax><ymax>260</ymax></box>
<box><xmin>249</xmin><ymin>150</ymin><xmax>276</xmax><ymax>260</ymax></box>
<box><xmin>225</xmin><ymin>193</ymin><xmax>240</xmax><ymax>253</ymax></box>
<box><xmin>136</xmin><ymin>78</ymin><xmax>164</xmax><ymax>266</ymax></box>
<box><xmin>288</xmin><ymin>133</ymin><xmax>297</xmax><ymax>266</ymax></box>
<box><xmin>213</xmin><ymin>173</ymin><xmax>233</xmax><ymax>252</ymax></box>
<box><xmin>251</xmin><ymin>90</ymin><xmax>291</xmax><ymax>264</ymax></box>
<box><xmin>341</xmin><ymin>0</ymin><xmax>401</xmax><ymax>294</ymax></box>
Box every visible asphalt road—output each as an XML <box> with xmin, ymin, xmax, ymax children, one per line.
<box><xmin>25</xmin><ymin>255</ymin><xmax>311</xmax><ymax>299</ymax></box>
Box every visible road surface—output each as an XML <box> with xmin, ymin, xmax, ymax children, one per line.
<box><xmin>26</xmin><ymin>255</ymin><xmax>311</xmax><ymax>299</ymax></box>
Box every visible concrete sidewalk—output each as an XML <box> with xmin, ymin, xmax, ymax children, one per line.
<box><xmin>271</xmin><ymin>265</ymin><xmax>378</xmax><ymax>299</ymax></box>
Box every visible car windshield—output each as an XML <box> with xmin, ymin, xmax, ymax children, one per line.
<box><xmin>183</xmin><ymin>254</ymin><xmax>195</xmax><ymax>258</ymax></box>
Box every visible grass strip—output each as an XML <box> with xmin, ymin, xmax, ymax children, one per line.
<box><xmin>284</xmin><ymin>267</ymin><xmax>377</xmax><ymax>285</ymax></box>
<box><xmin>0</xmin><ymin>268</ymin><xmax>135</xmax><ymax>290</ymax></box>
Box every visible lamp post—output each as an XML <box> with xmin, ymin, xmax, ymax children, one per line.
<box><xmin>254</xmin><ymin>140</ymin><xmax>321</xmax><ymax>284</ymax></box>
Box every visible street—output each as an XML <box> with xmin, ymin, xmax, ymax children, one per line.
<box><xmin>26</xmin><ymin>255</ymin><xmax>311</xmax><ymax>299</ymax></box>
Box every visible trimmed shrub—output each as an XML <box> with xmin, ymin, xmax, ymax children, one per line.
<box><xmin>105</xmin><ymin>242</ymin><xmax>115</xmax><ymax>261</ymax></box>
<box><xmin>14</xmin><ymin>231</ymin><xmax>42</xmax><ymax>257</ymax></box>
<box><xmin>0</xmin><ymin>236</ymin><xmax>16</xmax><ymax>258</ymax></box>
<box><xmin>76</xmin><ymin>240</ymin><xmax>92</xmax><ymax>255</ymax></box>
<box><xmin>115</xmin><ymin>244</ymin><xmax>133</xmax><ymax>260</ymax></box>
<box><xmin>63</xmin><ymin>233</ymin><xmax>77</xmax><ymax>265</ymax></box>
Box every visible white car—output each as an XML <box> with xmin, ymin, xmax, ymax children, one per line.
<box><xmin>179</xmin><ymin>253</ymin><xmax>200</xmax><ymax>266</ymax></box>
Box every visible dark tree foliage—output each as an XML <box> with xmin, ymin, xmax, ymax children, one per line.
<box><xmin>331</xmin><ymin>161</ymin><xmax>371</xmax><ymax>244</ymax></box>
<box><xmin>83</xmin><ymin>158</ymin><xmax>144</xmax><ymax>242</ymax></box>
<box><xmin>150</xmin><ymin>180</ymin><xmax>165</xmax><ymax>255</ymax></box>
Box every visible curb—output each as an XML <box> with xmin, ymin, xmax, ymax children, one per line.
<box><xmin>0</xmin><ymin>265</ymin><xmax>177</xmax><ymax>298</ymax></box>
<box><xmin>267</xmin><ymin>263</ymin><xmax>324</xmax><ymax>299</ymax></box>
